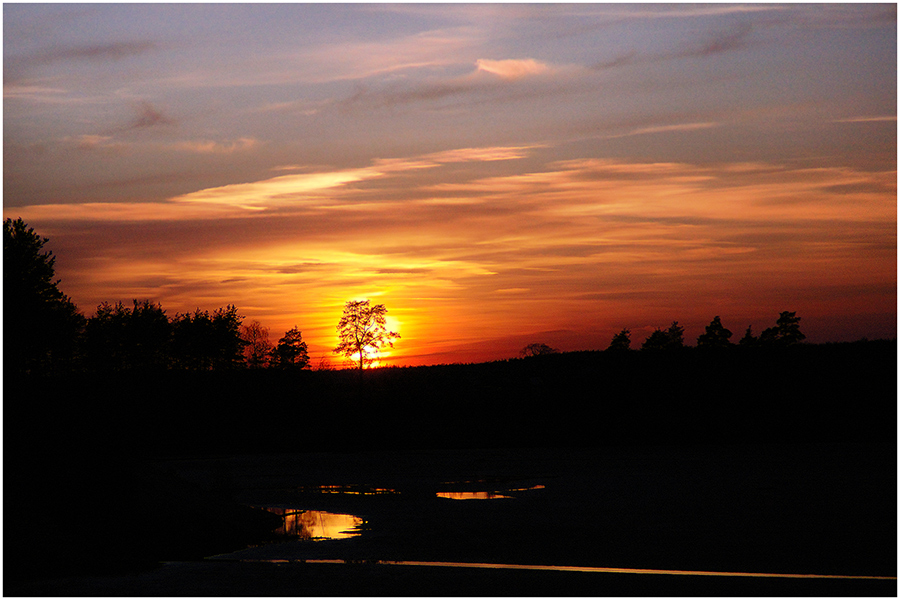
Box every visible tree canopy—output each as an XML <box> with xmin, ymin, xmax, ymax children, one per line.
<box><xmin>270</xmin><ymin>326</ymin><xmax>310</xmax><ymax>370</ymax></box>
<box><xmin>4</xmin><ymin>217</ymin><xmax>84</xmax><ymax>374</ymax></box>
<box><xmin>760</xmin><ymin>311</ymin><xmax>806</xmax><ymax>346</ymax></box>
<box><xmin>521</xmin><ymin>343</ymin><xmax>558</xmax><ymax>357</ymax></box>
<box><xmin>641</xmin><ymin>321</ymin><xmax>685</xmax><ymax>351</ymax></box>
<box><xmin>697</xmin><ymin>316</ymin><xmax>733</xmax><ymax>348</ymax></box>
<box><xmin>607</xmin><ymin>328</ymin><xmax>631</xmax><ymax>351</ymax></box>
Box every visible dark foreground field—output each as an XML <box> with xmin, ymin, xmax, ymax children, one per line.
<box><xmin>4</xmin><ymin>341</ymin><xmax>897</xmax><ymax>595</ymax></box>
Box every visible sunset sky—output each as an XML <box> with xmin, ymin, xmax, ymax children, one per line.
<box><xmin>4</xmin><ymin>3</ymin><xmax>896</xmax><ymax>366</ymax></box>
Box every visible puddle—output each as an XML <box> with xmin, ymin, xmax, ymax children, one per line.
<box><xmin>436</xmin><ymin>491</ymin><xmax>514</xmax><ymax>500</ymax></box>
<box><xmin>436</xmin><ymin>483</ymin><xmax>545</xmax><ymax>500</ymax></box>
<box><xmin>296</xmin><ymin>484</ymin><xmax>399</xmax><ymax>496</ymax></box>
<box><xmin>261</xmin><ymin>508</ymin><xmax>364</xmax><ymax>540</ymax></box>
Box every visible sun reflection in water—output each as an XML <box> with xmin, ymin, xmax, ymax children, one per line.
<box><xmin>262</xmin><ymin>508</ymin><xmax>364</xmax><ymax>540</ymax></box>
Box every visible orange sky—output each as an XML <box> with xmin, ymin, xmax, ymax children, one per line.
<box><xmin>5</xmin><ymin>4</ymin><xmax>896</xmax><ymax>366</ymax></box>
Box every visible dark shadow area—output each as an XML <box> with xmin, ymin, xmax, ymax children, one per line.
<box><xmin>4</xmin><ymin>340</ymin><xmax>897</xmax><ymax>594</ymax></box>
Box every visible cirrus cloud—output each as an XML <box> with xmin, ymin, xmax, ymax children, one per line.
<box><xmin>475</xmin><ymin>58</ymin><xmax>550</xmax><ymax>80</ymax></box>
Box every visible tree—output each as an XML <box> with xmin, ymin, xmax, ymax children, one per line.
<box><xmin>521</xmin><ymin>343</ymin><xmax>558</xmax><ymax>357</ymax></box>
<box><xmin>607</xmin><ymin>328</ymin><xmax>631</xmax><ymax>351</ymax></box>
<box><xmin>333</xmin><ymin>300</ymin><xmax>399</xmax><ymax>370</ymax></box>
<box><xmin>84</xmin><ymin>299</ymin><xmax>170</xmax><ymax>371</ymax></box>
<box><xmin>696</xmin><ymin>316</ymin><xmax>733</xmax><ymax>348</ymax></box>
<box><xmin>739</xmin><ymin>325</ymin><xmax>758</xmax><ymax>347</ymax></box>
<box><xmin>4</xmin><ymin>218</ymin><xmax>85</xmax><ymax>374</ymax></box>
<box><xmin>760</xmin><ymin>311</ymin><xmax>806</xmax><ymax>346</ymax></box>
<box><xmin>171</xmin><ymin>305</ymin><xmax>245</xmax><ymax>370</ymax></box>
<box><xmin>270</xmin><ymin>326</ymin><xmax>309</xmax><ymax>370</ymax></box>
<box><xmin>241</xmin><ymin>320</ymin><xmax>273</xmax><ymax>369</ymax></box>
<box><xmin>641</xmin><ymin>321</ymin><xmax>685</xmax><ymax>351</ymax></box>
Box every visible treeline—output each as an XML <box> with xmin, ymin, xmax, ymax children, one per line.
<box><xmin>605</xmin><ymin>312</ymin><xmax>805</xmax><ymax>351</ymax></box>
<box><xmin>82</xmin><ymin>300</ymin><xmax>311</xmax><ymax>373</ymax></box>
<box><xmin>4</xmin><ymin>218</ymin><xmax>310</xmax><ymax>376</ymax></box>
<box><xmin>524</xmin><ymin>312</ymin><xmax>809</xmax><ymax>358</ymax></box>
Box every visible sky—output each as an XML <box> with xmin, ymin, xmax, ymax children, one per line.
<box><xmin>4</xmin><ymin>3</ymin><xmax>897</xmax><ymax>367</ymax></box>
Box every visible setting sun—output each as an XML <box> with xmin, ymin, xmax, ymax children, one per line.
<box><xmin>4</xmin><ymin>4</ymin><xmax>895</xmax><ymax>367</ymax></box>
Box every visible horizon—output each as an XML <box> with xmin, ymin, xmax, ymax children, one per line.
<box><xmin>4</xmin><ymin>3</ymin><xmax>896</xmax><ymax>367</ymax></box>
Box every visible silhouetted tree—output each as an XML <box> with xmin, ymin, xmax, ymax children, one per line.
<box><xmin>739</xmin><ymin>325</ymin><xmax>758</xmax><ymax>347</ymax></box>
<box><xmin>241</xmin><ymin>320</ymin><xmax>273</xmax><ymax>369</ymax></box>
<box><xmin>665</xmin><ymin>321</ymin><xmax>685</xmax><ymax>348</ymax></box>
<box><xmin>641</xmin><ymin>321</ymin><xmax>685</xmax><ymax>350</ymax></box>
<box><xmin>4</xmin><ymin>218</ymin><xmax>85</xmax><ymax>374</ymax></box>
<box><xmin>210</xmin><ymin>305</ymin><xmax>247</xmax><ymax>369</ymax></box>
<box><xmin>270</xmin><ymin>326</ymin><xmax>309</xmax><ymax>370</ymax></box>
<box><xmin>333</xmin><ymin>299</ymin><xmax>399</xmax><ymax>370</ymax></box>
<box><xmin>521</xmin><ymin>343</ymin><xmax>558</xmax><ymax>357</ymax></box>
<box><xmin>641</xmin><ymin>328</ymin><xmax>668</xmax><ymax>350</ymax></box>
<box><xmin>171</xmin><ymin>305</ymin><xmax>245</xmax><ymax>370</ymax></box>
<box><xmin>760</xmin><ymin>311</ymin><xmax>806</xmax><ymax>346</ymax></box>
<box><xmin>607</xmin><ymin>328</ymin><xmax>631</xmax><ymax>351</ymax></box>
<box><xmin>696</xmin><ymin>316</ymin><xmax>733</xmax><ymax>348</ymax></box>
<box><xmin>84</xmin><ymin>299</ymin><xmax>170</xmax><ymax>371</ymax></box>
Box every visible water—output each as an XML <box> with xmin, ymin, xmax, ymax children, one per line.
<box><xmin>260</xmin><ymin>508</ymin><xmax>364</xmax><ymax>540</ymax></box>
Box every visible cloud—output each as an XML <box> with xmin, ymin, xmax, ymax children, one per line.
<box><xmin>23</xmin><ymin>41</ymin><xmax>157</xmax><ymax>65</ymax></box>
<box><xmin>5</xmin><ymin>40</ymin><xmax>158</xmax><ymax>85</ymax></box>
<box><xmin>126</xmin><ymin>102</ymin><xmax>176</xmax><ymax>130</ymax></box>
<box><xmin>608</xmin><ymin>122</ymin><xmax>720</xmax><ymax>139</ymax></box>
<box><xmin>475</xmin><ymin>58</ymin><xmax>550</xmax><ymax>80</ymax></box>
<box><xmin>680</xmin><ymin>22</ymin><xmax>754</xmax><ymax>58</ymax></box>
<box><xmin>11</xmin><ymin>144</ymin><xmax>538</xmax><ymax>221</ymax></box>
<box><xmin>173</xmin><ymin>138</ymin><xmax>259</xmax><ymax>154</ymax></box>
<box><xmin>64</xmin><ymin>134</ymin><xmax>127</xmax><ymax>153</ymax></box>
<box><xmin>3</xmin><ymin>85</ymin><xmax>70</xmax><ymax>101</ymax></box>
<box><xmin>833</xmin><ymin>116</ymin><xmax>897</xmax><ymax>123</ymax></box>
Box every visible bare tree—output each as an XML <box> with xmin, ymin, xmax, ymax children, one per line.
<box><xmin>241</xmin><ymin>320</ymin><xmax>272</xmax><ymax>368</ymax></box>
<box><xmin>333</xmin><ymin>300</ymin><xmax>399</xmax><ymax>370</ymax></box>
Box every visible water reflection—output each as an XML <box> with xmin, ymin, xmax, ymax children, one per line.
<box><xmin>436</xmin><ymin>484</ymin><xmax>545</xmax><ymax>500</ymax></box>
<box><xmin>436</xmin><ymin>491</ymin><xmax>514</xmax><ymax>500</ymax></box>
<box><xmin>297</xmin><ymin>484</ymin><xmax>399</xmax><ymax>496</ymax></box>
<box><xmin>263</xmin><ymin>508</ymin><xmax>363</xmax><ymax>540</ymax></box>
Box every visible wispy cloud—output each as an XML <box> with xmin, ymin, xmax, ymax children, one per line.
<box><xmin>833</xmin><ymin>115</ymin><xmax>897</xmax><ymax>123</ymax></box>
<box><xmin>607</xmin><ymin>122</ymin><xmax>720</xmax><ymax>139</ymax></box>
<box><xmin>679</xmin><ymin>22</ymin><xmax>754</xmax><ymax>58</ymax></box>
<box><xmin>475</xmin><ymin>58</ymin><xmax>550</xmax><ymax>80</ymax></box>
<box><xmin>124</xmin><ymin>102</ymin><xmax>176</xmax><ymax>130</ymax></box>
<box><xmin>173</xmin><ymin>137</ymin><xmax>259</xmax><ymax>154</ymax></box>
<box><xmin>19</xmin><ymin>41</ymin><xmax>157</xmax><ymax>66</ymax></box>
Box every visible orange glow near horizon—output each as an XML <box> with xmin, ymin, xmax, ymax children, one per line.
<box><xmin>11</xmin><ymin>151</ymin><xmax>895</xmax><ymax>367</ymax></box>
<box><xmin>5</xmin><ymin>5</ymin><xmax>895</xmax><ymax>366</ymax></box>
